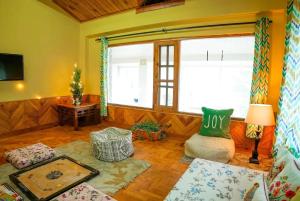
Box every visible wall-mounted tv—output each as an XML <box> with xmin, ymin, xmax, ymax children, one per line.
<box><xmin>0</xmin><ymin>53</ymin><xmax>24</xmax><ymax>81</ymax></box>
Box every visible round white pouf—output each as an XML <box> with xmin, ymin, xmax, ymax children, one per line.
<box><xmin>184</xmin><ymin>134</ymin><xmax>235</xmax><ymax>163</ymax></box>
<box><xmin>90</xmin><ymin>127</ymin><xmax>134</xmax><ymax>162</ymax></box>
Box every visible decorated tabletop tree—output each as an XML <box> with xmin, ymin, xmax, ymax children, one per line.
<box><xmin>70</xmin><ymin>63</ymin><xmax>83</xmax><ymax>106</ymax></box>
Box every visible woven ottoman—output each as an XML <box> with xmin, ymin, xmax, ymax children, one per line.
<box><xmin>90</xmin><ymin>127</ymin><xmax>134</xmax><ymax>162</ymax></box>
<box><xmin>184</xmin><ymin>134</ymin><xmax>235</xmax><ymax>163</ymax></box>
<box><xmin>4</xmin><ymin>143</ymin><xmax>55</xmax><ymax>169</ymax></box>
<box><xmin>52</xmin><ymin>182</ymin><xmax>117</xmax><ymax>201</ymax></box>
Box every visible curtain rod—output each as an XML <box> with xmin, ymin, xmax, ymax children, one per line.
<box><xmin>96</xmin><ymin>20</ymin><xmax>272</xmax><ymax>41</ymax></box>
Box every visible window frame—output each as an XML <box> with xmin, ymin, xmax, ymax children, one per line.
<box><xmin>154</xmin><ymin>40</ymin><xmax>180</xmax><ymax>112</ymax></box>
<box><xmin>106</xmin><ymin>33</ymin><xmax>254</xmax><ymax>120</ymax></box>
<box><xmin>107</xmin><ymin>42</ymin><xmax>155</xmax><ymax>109</ymax></box>
<box><xmin>178</xmin><ymin>35</ymin><xmax>255</xmax><ymax>118</ymax></box>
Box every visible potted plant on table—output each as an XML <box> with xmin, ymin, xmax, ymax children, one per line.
<box><xmin>131</xmin><ymin>120</ymin><xmax>162</xmax><ymax>141</ymax></box>
<box><xmin>70</xmin><ymin>63</ymin><xmax>83</xmax><ymax>106</ymax></box>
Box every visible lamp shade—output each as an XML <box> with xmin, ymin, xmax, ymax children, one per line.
<box><xmin>245</xmin><ymin>104</ymin><xmax>275</xmax><ymax>126</ymax></box>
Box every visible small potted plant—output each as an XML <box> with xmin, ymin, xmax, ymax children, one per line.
<box><xmin>70</xmin><ymin>63</ymin><xmax>83</xmax><ymax>106</ymax></box>
<box><xmin>131</xmin><ymin>120</ymin><xmax>162</xmax><ymax>141</ymax></box>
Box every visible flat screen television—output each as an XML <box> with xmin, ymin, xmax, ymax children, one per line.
<box><xmin>0</xmin><ymin>53</ymin><xmax>24</xmax><ymax>81</ymax></box>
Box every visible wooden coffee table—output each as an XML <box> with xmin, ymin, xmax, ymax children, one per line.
<box><xmin>9</xmin><ymin>155</ymin><xmax>99</xmax><ymax>201</ymax></box>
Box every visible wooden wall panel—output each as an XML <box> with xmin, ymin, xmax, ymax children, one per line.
<box><xmin>0</xmin><ymin>98</ymin><xmax>54</xmax><ymax>136</ymax></box>
<box><xmin>105</xmin><ymin>103</ymin><xmax>274</xmax><ymax>155</ymax></box>
<box><xmin>0</xmin><ymin>96</ymin><xmax>86</xmax><ymax>136</ymax></box>
<box><xmin>0</xmin><ymin>94</ymin><xmax>274</xmax><ymax>155</ymax></box>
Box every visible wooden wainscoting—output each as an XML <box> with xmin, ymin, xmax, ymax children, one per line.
<box><xmin>0</xmin><ymin>95</ymin><xmax>92</xmax><ymax>136</ymax></box>
<box><xmin>0</xmin><ymin>94</ymin><xmax>274</xmax><ymax>155</ymax></box>
<box><xmin>102</xmin><ymin>102</ymin><xmax>274</xmax><ymax>155</ymax></box>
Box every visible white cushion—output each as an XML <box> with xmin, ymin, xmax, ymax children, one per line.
<box><xmin>184</xmin><ymin>133</ymin><xmax>235</xmax><ymax>163</ymax></box>
<box><xmin>165</xmin><ymin>158</ymin><xmax>268</xmax><ymax>201</ymax></box>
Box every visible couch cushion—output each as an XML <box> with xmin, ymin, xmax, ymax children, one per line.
<box><xmin>185</xmin><ymin>134</ymin><xmax>235</xmax><ymax>163</ymax></box>
<box><xmin>4</xmin><ymin>143</ymin><xmax>55</xmax><ymax>169</ymax></box>
<box><xmin>164</xmin><ymin>158</ymin><xmax>269</xmax><ymax>201</ymax></box>
<box><xmin>199</xmin><ymin>107</ymin><xmax>234</xmax><ymax>139</ymax></box>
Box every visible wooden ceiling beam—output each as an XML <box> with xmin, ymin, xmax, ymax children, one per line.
<box><xmin>53</xmin><ymin>0</ymin><xmax>137</xmax><ymax>22</ymax></box>
<box><xmin>52</xmin><ymin>0</ymin><xmax>185</xmax><ymax>22</ymax></box>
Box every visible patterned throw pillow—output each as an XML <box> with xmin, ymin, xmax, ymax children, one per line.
<box><xmin>266</xmin><ymin>146</ymin><xmax>291</xmax><ymax>186</ymax></box>
<box><xmin>268</xmin><ymin>159</ymin><xmax>300</xmax><ymax>201</ymax></box>
<box><xmin>199</xmin><ymin>107</ymin><xmax>234</xmax><ymax>139</ymax></box>
<box><xmin>52</xmin><ymin>182</ymin><xmax>116</xmax><ymax>201</ymax></box>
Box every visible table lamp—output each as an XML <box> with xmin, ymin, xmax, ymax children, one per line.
<box><xmin>245</xmin><ymin>104</ymin><xmax>275</xmax><ymax>164</ymax></box>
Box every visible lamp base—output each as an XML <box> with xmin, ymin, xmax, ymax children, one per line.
<box><xmin>249</xmin><ymin>138</ymin><xmax>260</xmax><ymax>164</ymax></box>
<box><xmin>249</xmin><ymin>156</ymin><xmax>259</xmax><ymax>164</ymax></box>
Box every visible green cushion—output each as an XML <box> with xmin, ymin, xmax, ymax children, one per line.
<box><xmin>199</xmin><ymin>107</ymin><xmax>234</xmax><ymax>139</ymax></box>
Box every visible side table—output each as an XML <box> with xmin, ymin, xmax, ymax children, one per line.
<box><xmin>57</xmin><ymin>103</ymin><xmax>100</xmax><ymax>130</ymax></box>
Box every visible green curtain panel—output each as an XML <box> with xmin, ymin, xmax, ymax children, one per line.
<box><xmin>275</xmin><ymin>0</ymin><xmax>300</xmax><ymax>158</ymax></box>
<box><xmin>246</xmin><ymin>17</ymin><xmax>272</xmax><ymax>138</ymax></box>
<box><xmin>100</xmin><ymin>37</ymin><xmax>109</xmax><ymax>117</ymax></box>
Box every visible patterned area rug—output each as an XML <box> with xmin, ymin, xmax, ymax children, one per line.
<box><xmin>0</xmin><ymin>140</ymin><xmax>151</xmax><ymax>200</ymax></box>
<box><xmin>180</xmin><ymin>152</ymin><xmax>273</xmax><ymax>172</ymax></box>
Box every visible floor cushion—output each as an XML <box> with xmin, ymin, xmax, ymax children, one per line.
<box><xmin>90</xmin><ymin>127</ymin><xmax>134</xmax><ymax>162</ymax></box>
<box><xmin>52</xmin><ymin>182</ymin><xmax>117</xmax><ymax>201</ymax></box>
<box><xmin>4</xmin><ymin>143</ymin><xmax>55</xmax><ymax>169</ymax></box>
<box><xmin>165</xmin><ymin>158</ymin><xmax>269</xmax><ymax>201</ymax></box>
<box><xmin>184</xmin><ymin>133</ymin><xmax>235</xmax><ymax>163</ymax></box>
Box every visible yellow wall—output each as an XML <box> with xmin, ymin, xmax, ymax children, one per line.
<box><xmin>0</xmin><ymin>0</ymin><xmax>287</xmax><ymax>113</ymax></box>
<box><xmin>0</xmin><ymin>0</ymin><xmax>80</xmax><ymax>102</ymax></box>
<box><xmin>80</xmin><ymin>0</ymin><xmax>287</xmax><ymax>112</ymax></box>
<box><xmin>268</xmin><ymin>10</ymin><xmax>286</xmax><ymax>112</ymax></box>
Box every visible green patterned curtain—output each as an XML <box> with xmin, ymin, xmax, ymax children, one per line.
<box><xmin>246</xmin><ymin>17</ymin><xmax>271</xmax><ymax>138</ymax></box>
<box><xmin>100</xmin><ymin>36</ymin><xmax>109</xmax><ymax>117</ymax></box>
<box><xmin>275</xmin><ymin>0</ymin><xmax>300</xmax><ymax>158</ymax></box>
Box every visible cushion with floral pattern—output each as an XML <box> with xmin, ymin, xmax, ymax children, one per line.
<box><xmin>51</xmin><ymin>182</ymin><xmax>117</xmax><ymax>201</ymax></box>
<box><xmin>4</xmin><ymin>143</ymin><xmax>55</xmax><ymax>169</ymax></box>
<box><xmin>266</xmin><ymin>146</ymin><xmax>293</xmax><ymax>186</ymax></box>
<box><xmin>165</xmin><ymin>158</ymin><xmax>269</xmax><ymax>201</ymax></box>
<box><xmin>268</xmin><ymin>159</ymin><xmax>300</xmax><ymax>201</ymax></box>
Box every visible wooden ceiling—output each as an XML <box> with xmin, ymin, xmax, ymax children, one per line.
<box><xmin>53</xmin><ymin>0</ymin><xmax>138</xmax><ymax>22</ymax></box>
<box><xmin>52</xmin><ymin>0</ymin><xmax>185</xmax><ymax>22</ymax></box>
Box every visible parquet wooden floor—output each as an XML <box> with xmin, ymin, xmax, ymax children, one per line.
<box><xmin>0</xmin><ymin>122</ymin><xmax>272</xmax><ymax>201</ymax></box>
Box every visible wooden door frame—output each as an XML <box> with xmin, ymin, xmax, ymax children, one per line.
<box><xmin>153</xmin><ymin>40</ymin><xmax>179</xmax><ymax>113</ymax></box>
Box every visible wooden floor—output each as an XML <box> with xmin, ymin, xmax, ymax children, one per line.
<box><xmin>0</xmin><ymin>122</ymin><xmax>273</xmax><ymax>201</ymax></box>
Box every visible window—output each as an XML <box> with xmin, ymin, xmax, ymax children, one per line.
<box><xmin>107</xmin><ymin>35</ymin><xmax>254</xmax><ymax>118</ymax></box>
<box><xmin>108</xmin><ymin>43</ymin><xmax>153</xmax><ymax>108</ymax></box>
<box><xmin>154</xmin><ymin>41</ymin><xmax>179</xmax><ymax>111</ymax></box>
<box><xmin>179</xmin><ymin>36</ymin><xmax>254</xmax><ymax>118</ymax></box>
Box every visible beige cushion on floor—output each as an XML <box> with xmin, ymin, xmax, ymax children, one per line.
<box><xmin>184</xmin><ymin>134</ymin><xmax>235</xmax><ymax>163</ymax></box>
